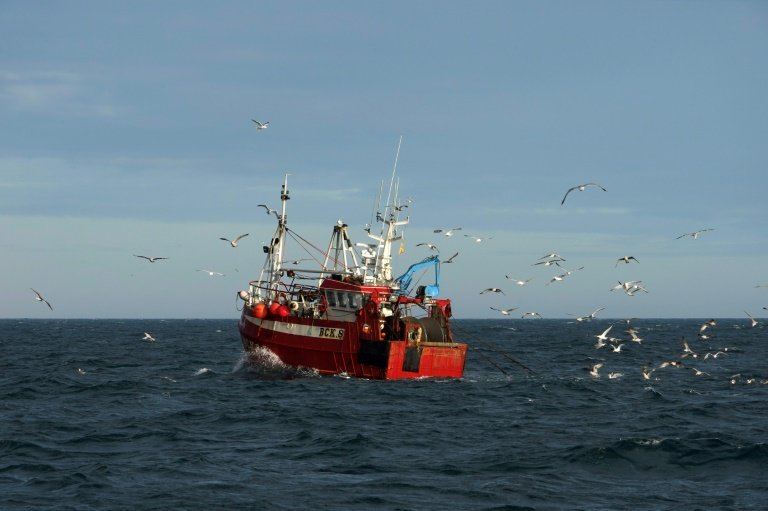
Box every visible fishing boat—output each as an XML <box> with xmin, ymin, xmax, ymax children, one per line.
<box><xmin>237</xmin><ymin>169</ymin><xmax>467</xmax><ymax>379</ymax></box>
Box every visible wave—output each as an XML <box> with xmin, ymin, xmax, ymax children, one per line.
<box><xmin>566</xmin><ymin>435</ymin><xmax>768</xmax><ymax>476</ymax></box>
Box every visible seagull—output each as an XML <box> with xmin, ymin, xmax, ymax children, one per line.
<box><xmin>608</xmin><ymin>372</ymin><xmax>623</xmax><ymax>379</ymax></box>
<box><xmin>690</xmin><ymin>367</ymin><xmax>710</xmax><ymax>377</ymax></box>
<box><xmin>252</xmin><ymin>120</ymin><xmax>269</xmax><ymax>130</ymax></box>
<box><xmin>626</xmin><ymin>283</ymin><xmax>649</xmax><ymax>296</ymax></box>
<box><xmin>539</xmin><ymin>252</ymin><xmax>565</xmax><ymax>261</ymax></box>
<box><xmin>142</xmin><ymin>332</ymin><xmax>156</xmax><ymax>342</ymax></box>
<box><xmin>480</xmin><ymin>287</ymin><xmax>505</xmax><ymax>295</ymax></box>
<box><xmin>676</xmin><ymin>228</ymin><xmax>714</xmax><ymax>240</ymax></box>
<box><xmin>416</xmin><ymin>243</ymin><xmax>439</xmax><ymax>252</ymax></box>
<box><xmin>745</xmin><ymin>311</ymin><xmax>759</xmax><ymax>328</ymax></box>
<box><xmin>505</xmin><ymin>276</ymin><xmax>532</xmax><ymax>286</ymax></box>
<box><xmin>490</xmin><ymin>306</ymin><xmax>518</xmax><ymax>315</ymax></box>
<box><xmin>628</xmin><ymin>328</ymin><xmax>643</xmax><ymax>343</ymax></box>
<box><xmin>463</xmin><ymin>235</ymin><xmax>493</xmax><ymax>243</ymax></box>
<box><xmin>681</xmin><ymin>336</ymin><xmax>697</xmax><ymax>358</ymax></box>
<box><xmin>220</xmin><ymin>233</ymin><xmax>249</xmax><ymax>247</ymax></box>
<box><xmin>699</xmin><ymin>319</ymin><xmax>716</xmax><ymax>333</ymax></box>
<box><xmin>257</xmin><ymin>204</ymin><xmax>279</xmax><ymax>218</ymax></box>
<box><xmin>521</xmin><ymin>311</ymin><xmax>542</xmax><ymax>319</ymax></box>
<box><xmin>134</xmin><ymin>255</ymin><xmax>168</xmax><ymax>263</ymax></box>
<box><xmin>657</xmin><ymin>360</ymin><xmax>682</xmax><ymax>369</ymax></box>
<box><xmin>443</xmin><ymin>252</ymin><xmax>459</xmax><ymax>264</ymax></box>
<box><xmin>30</xmin><ymin>288</ymin><xmax>53</xmax><ymax>310</ymax></box>
<box><xmin>196</xmin><ymin>269</ymin><xmax>225</xmax><ymax>277</ymax></box>
<box><xmin>641</xmin><ymin>365</ymin><xmax>655</xmax><ymax>380</ymax></box>
<box><xmin>433</xmin><ymin>227</ymin><xmax>462</xmax><ymax>237</ymax></box>
<box><xmin>615</xmin><ymin>256</ymin><xmax>639</xmax><ymax>267</ymax></box>
<box><xmin>561</xmin><ymin>182</ymin><xmax>607</xmax><ymax>205</ymax></box>
<box><xmin>595</xmin><ymin>325</ymin><xmax>613</xmax><ymax>344</ymax></box>
<box><xmin>281</xmin><ymin>258</ymin><xmax>311</xmax><ymax>265</ymax></box>
<box><xmin>547</xmin><ymin>274</ymin><xmax>567</xmax><ymax>285</ymax></box>
<box><xmin>572</xmin><ymin>306</ymin><xmax>605</xmax><ymax>322</ymax></box>
<box><xmin>589</xmin><ymin>362</ymin><xmax>603</xmax><ymax>378</ymax></box>
<box><xmin>533</xmin><ymin>258</ymin><xmax>565</xmax><ymax>267</ymax></box>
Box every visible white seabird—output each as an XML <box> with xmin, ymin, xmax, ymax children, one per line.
<box><xmin>196</xmin><ymin>269</ymin><xmax>225</xmax><ymax>277</ymax></box>
<box><xmin>480</xmin><ymin>287</ymin><xmax>505</xmax><ymax>295</ymax></box>
<box><xmin>490</xmin><ymin>306</ymin><xmax>518</xmax><ymax>315</ymax></box>
<box><xmin>560</xmin><ymin>182</ymin><xmax>607</xmax><ymax>205</ymax></box>
<box><xmin>615</xmin><ymin>256</ymin><xmax>639</xmax><ymax>267</ymax></box>
<box><xmin>252</xmin><ymin>120</ymin><xmax>270</xmax><ymax>130</ymax></box>
<box><xmin>142</xmin><ymin>332</ymin><xmax>156</xmax><ymax>342</ymax></box>
<box><xmin>505</xmin><ymin>276</ymin><xmax>532</xmax><ymax>286</ymax></box>
<box><xmin>134</xmin><ymin>255</ymin><xmax>168</xmax><ymax>263</ymax></box>
<box><xmin>443</xmin><ymin>252</ymin><xmax>459</xmax><ymax>264</ymax></box>
<box><xmin>594</xmin><ymin>325</ymin><xmax>613</xmax><ymax>344</ymax></box>
<box><xmin>463</xmin><ymin>234</ymin><xmax>493</xmax><ymax>243</ymax></box>
<box><xmin>433</xmin><ymin>227</ymin><xmax>462</xmax><ymax>237</ymax></box>
<box><xmin>257</xmin><ymin>204</ymin><xmax>279</xmax><ymax>218</ymax></box>
<box><xmin>675</xmin><ymin>228</ymin><xmax>714</xmax><ymax>240</ymax></box>
<box><xmin>220</xmin><ymin>233</ymin><xmax>249</xmax><ymax>247</ymax></box>
<box><xmin>31</xmin><ymin>288</ymin><xmax>53</xmax><ymax>310</ymax></box>
<box><xmin>416</xmin><ymin>243</ymin><xmax>439</xmax><ymax>252</ymax></box>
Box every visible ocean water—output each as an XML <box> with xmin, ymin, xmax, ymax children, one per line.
<box><xmin>1</xmin><ymin>318</ymin><xmax>767</xmax><ymax>510</ymax></box>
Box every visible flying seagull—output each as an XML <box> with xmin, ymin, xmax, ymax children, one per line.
<box><xmin>676</xmin><ymin>228</ymin><xmax>714</xmax><ymax>240</ymax></box>
<box><xmin>521</xmin><ymin>311</ymin><xmax>543</xmax><ymax>319</ymax></box>
<box><xmin>196</xmin><ymin>269</ymin><xmax>225</xmax><ymax>277</ymax></box>
<box><xmin>615</xmin><ymin>256</ymin><xmax>639</xmax><ymax>267</ymax></box>
<box><xmin>30</xmin><ymin>288</ymin><xmax>53</xmax><ymax>310</ymax></box>
<box><xmin>257</xmin><ymin>204</ymin><xmax>279</xmax><ymax>218</ymax></box>
<box><xmin>480</xmin><ymin>287</ymin><xmax>505</xmax><ymax>295</ymax></box>
<box><xmin>142</xmin><ymin>332</ymin><xmax>156</xmax><ymax>342</ymax></box>
<box><xmin>561</xmin><ymin>182</ymin><xmax>607</xmax><ymax>205</ymax></box>
<box><xmin>252</xmin><ymin>120</ymin><xmax>269</xmax><ymax>130</ymax></box>
<box><xmin>443</xmin><ymin>252</ymin><xmax>459</xmax><ymax>264</ymax></box>
<box><xmin>490</xmin><ymin>306</ymin><xmax>518</xmax><ymax>315</ymax></box>
<box><xmin>745</xmin><ymin>311</ymin><xmax>758</xmax><ymax>328</ymax></box>
<box><xmin>220</xmin><ymin>233</ymin><xmax>249</xmax><ymax>247</ymax></box>
<box><xmin>416</xmin><ymin>243</ymin><xmax>439</xmax><ymax>252</ymax></box>
<box><xmin>571</xmin><ymin>306</ymin><xmax>605</xmax><ymax>322</ymax></box>
<box><xmin>464</xmin><ymin>235</ymin><xmax>493</xmax><ymax>243</ymax></box>
<box><xmin>505</xmin><ymin>276</ymin><xmax>532</xmax><ymax>286</ymax></box>
<box><xmin>134</xmin><ymin>255</ymin><xmax>168</xmax><ymax>263</ymax></box>
<box><xmin>433</xmin><ymin>227</ymin><xmax>462</xmax><ymax>237</ymax></box>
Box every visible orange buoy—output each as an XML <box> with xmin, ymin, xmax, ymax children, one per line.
<box><xmin>277</xmin><ymin>305</ymin><xmax>290</xmax><ymax>317</ymax></box>
<box><xmin>268</xmin><ymin>301</ymin><xmax>281</xmax><ymax>315</ymax></box>
<box><xmin>253</xmin><ymin>302</ymin><xmax>267</xmax><ymax>319</ymax></box>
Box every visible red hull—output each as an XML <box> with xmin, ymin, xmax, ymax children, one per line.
<box><xmin>239</xmin><ymin>308</ymin><xmax>467</xmax><ymax>379</ymax></box>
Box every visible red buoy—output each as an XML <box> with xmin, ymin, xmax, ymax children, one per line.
<box><xmin>253</xmin><ymin>303</ymin><xmax>267</xmax><ymax>319</ymax></box>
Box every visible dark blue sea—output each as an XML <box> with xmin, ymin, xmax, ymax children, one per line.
<box><xmin>2</xmin><ymin>318</ymin><xmax>767</xmax><ymax>510</ymax></box>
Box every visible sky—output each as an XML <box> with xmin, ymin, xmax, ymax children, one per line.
<box><xmin>2</xmin><ymin>1</ymin><xmax>767</xmax><ymax>319</ymax></box>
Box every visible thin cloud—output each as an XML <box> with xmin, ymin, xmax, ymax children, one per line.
<box><xmin>0</xmin><ymin>71</ymin><xmax>116</xmax><ymax>117</ymax></box>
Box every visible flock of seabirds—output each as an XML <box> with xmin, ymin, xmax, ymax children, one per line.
<box><xmin>25</xmin><ymin>125</ymin><xmax>767</xmax><ymax>382</ymax></box>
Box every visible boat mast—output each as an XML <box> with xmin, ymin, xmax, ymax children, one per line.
<box><xmin>367</xmin><ymin>136</ymin><xmax>408</xmax><ymax>285</ymax></box>
<box><xmin>264</xmin><ymin>174</ymin><xmax>289</xmax><ymax>297</ymax></box>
